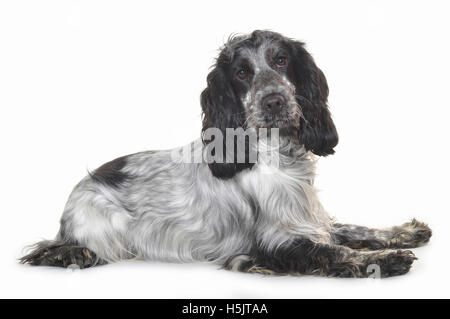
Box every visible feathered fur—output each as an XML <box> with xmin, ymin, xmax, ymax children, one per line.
<box><xmin>20</xmin><ymin>30</ymin><xmax>431</xmax><ymax>278</ymax></box>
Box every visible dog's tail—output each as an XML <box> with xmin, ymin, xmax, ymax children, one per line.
<box><xmin>19</xmin><ymin>240</ymin><xmax>105</xmax><ymax>269</ymax></box>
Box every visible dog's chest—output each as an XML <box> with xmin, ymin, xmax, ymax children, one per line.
<box><xmin>237</xmin><ymin>150</ymin><xmax>332</xmax><ymax>245</ymax></box>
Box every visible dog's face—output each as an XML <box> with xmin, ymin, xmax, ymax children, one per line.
<box><xmin>228</xmin><ymin>39</ymin><xmax>300</xmax><ymax>130</ymax></box>
<box><xmin>201</xmin><ymin>30</ymin><xmax>338</xmax><ymax>178</ymax></box>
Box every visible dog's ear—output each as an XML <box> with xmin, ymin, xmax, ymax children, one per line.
<box><xmin>289</xmin><ymin>41</ymin><xmax>338</xmax><ymax>156</ymax></box>
<box><xmin>200</xmin><ymin>64</ymin><xmax>254</xmax><ymax>178</ymax></box>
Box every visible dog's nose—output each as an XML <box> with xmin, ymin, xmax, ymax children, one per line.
<box><xmin>262</xmin><ymin>93</ymin><xmax>285</xmax><ymax>114</ymax></box>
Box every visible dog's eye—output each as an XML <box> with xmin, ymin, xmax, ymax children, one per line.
<box><xmin>236</xmin><ymin>69</ymin><xmax>248</xmax><ymax>80</ymax></box>
<box><xmin>275</xmin><ymin>57</ymin><xmax>287</xmax><ymax>67</ymax></box>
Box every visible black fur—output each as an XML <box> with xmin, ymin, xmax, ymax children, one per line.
<box><xmin>289</xmin><ymin>40</ymin><xmax>338</xmax><ymax>156</ymax></box>
<box><xmin>235</xmin><ymin>238</ymin><xmax>416</xmax><ymax>278</ymax></box>
<box><xmin>200</xmin><ymin>56</ymin><xmax>254</xmax><ymax>179</ymax></box>
<box><xmin>248</xmin><ymin>239</ymin><xmax>359</xmax><ymax>277</ymax></box>
<box><xmin>89</xmin><ymin>155</ymin><xmax>129</xmax><ymax>188</ymax></box>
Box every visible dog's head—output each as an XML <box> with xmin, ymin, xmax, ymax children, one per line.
<box><xmin>201</xmin><ymin>30</ymin><xmax>338</xmax><ymax>178</ymax></box>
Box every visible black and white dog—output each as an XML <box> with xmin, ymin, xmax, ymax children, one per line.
<box><xmin>21</xmin><ymin>30</ymin><xmax>431</xmax><ymax>277</ymax></box>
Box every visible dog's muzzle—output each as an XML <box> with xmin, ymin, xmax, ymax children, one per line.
<box><xmin>243</xmin><ymin>71</ymin><xmax>300</xmax><ymax>129</ymax></box>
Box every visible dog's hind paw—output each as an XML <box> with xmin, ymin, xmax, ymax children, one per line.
<box><xmin>20</xmin><ymin>241</ymin><xmax>106</xmax><ymax>269</ymax></box>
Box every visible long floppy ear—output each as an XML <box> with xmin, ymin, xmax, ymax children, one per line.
<box><xmin>290</xmin><ymin>41</ymin><xmax>338</xmax><ymax>156</ymax></box>
<box><xmin>200</xmin><ymin>64</ymin><xmax>254</xmax><ymax>178</ymax></box>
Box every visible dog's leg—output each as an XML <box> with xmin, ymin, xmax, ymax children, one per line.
<box><xmin>332</xmin><ymin>219</ymin><xmax>432</xmax><ymax>250</ymax></box>
<box><xmin>20</xmin><ymin>240</ymin><xmax>106</xmax><ymax>269</ymax></box>
<box><xmin>225</xmin><ymin>238</ymin><xmax>417</xmax><ymax>278</ymax></box>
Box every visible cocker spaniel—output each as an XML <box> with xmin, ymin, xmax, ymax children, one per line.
<box><xmin>21</xmin><ymin>30</ymin><xmax>432</xmax><ymax>277</ymax></box>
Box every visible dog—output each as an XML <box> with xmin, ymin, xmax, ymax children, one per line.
<box><xmin>20</xmin><ymin>30</ymin><xmax>432</xmax><ymax>277</ymax></box>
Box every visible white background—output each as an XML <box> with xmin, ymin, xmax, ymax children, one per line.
<box><xmin>1</xmin><ymin>0</ymin><xmax>449</xmax><ymax>298</ymax></box>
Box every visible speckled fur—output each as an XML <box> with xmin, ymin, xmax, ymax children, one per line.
<box><xmin>20</xmin><ymin>30</ymin><xmax>431</xmax><ymax>278</ymax></box>
<box><xmin>332</xmin><ymin>219</ymin><xmax>432</xmax><ymax>250</ymax></box>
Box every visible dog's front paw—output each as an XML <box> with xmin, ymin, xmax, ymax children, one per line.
<box><xmin>365</xmin><ymin>250</ymin><xmax>417</xmax><ymax>278</ymax></box>
<box><xmin>388</xmin><ymin>219</ymin><xmax>432</xmax><ymax>248</ymax></box>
